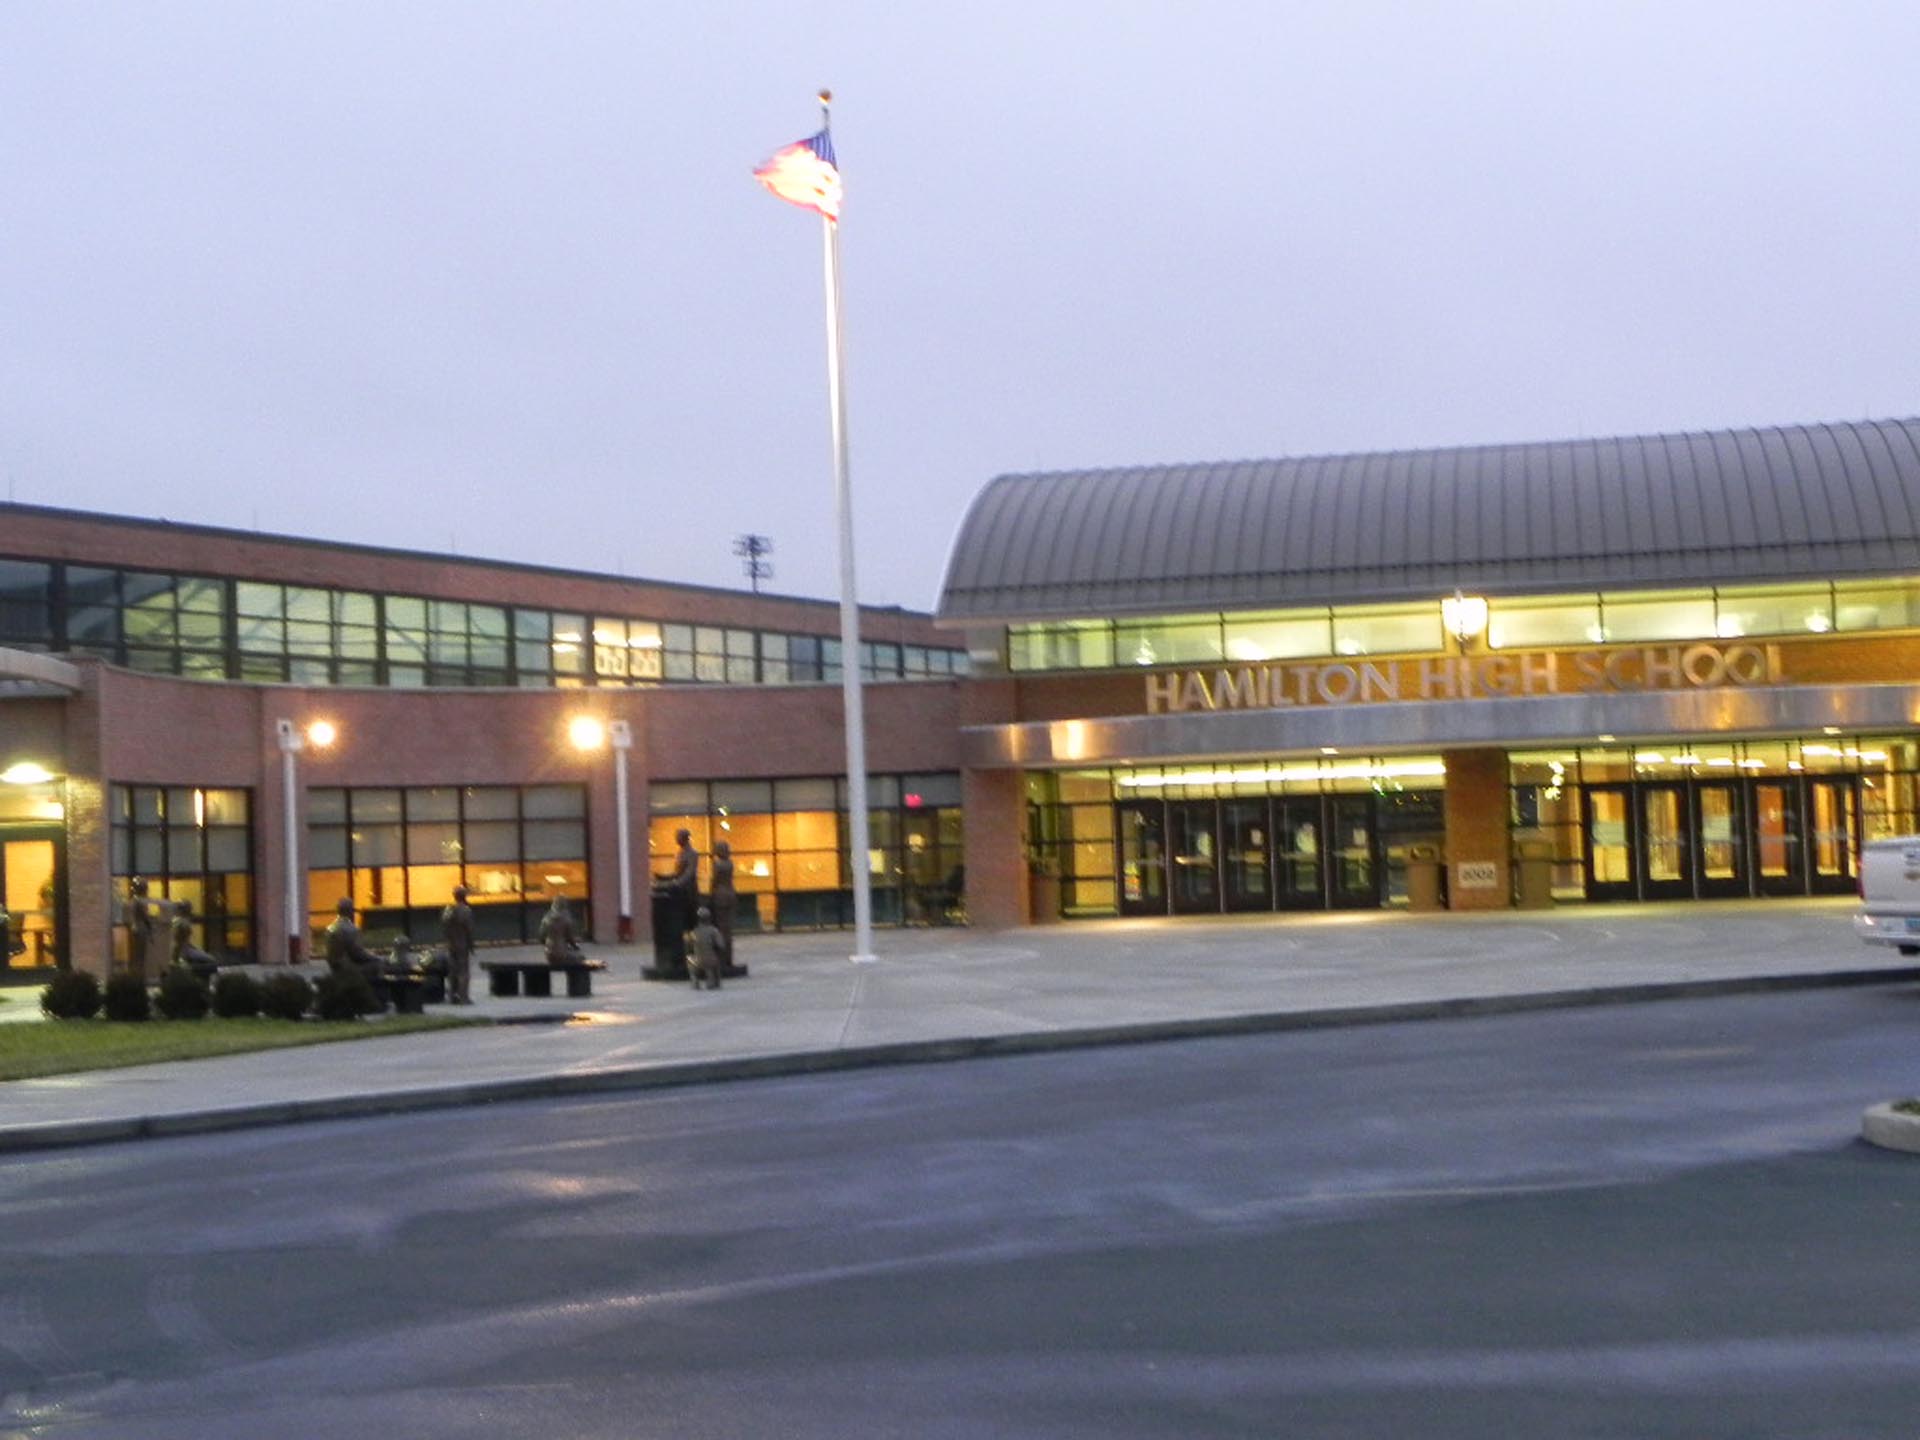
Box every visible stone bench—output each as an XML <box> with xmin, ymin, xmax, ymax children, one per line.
<box><xmin>480</xmin><ymin>957</ymin><xmax>607</xmax><ymax>999</ymax></box>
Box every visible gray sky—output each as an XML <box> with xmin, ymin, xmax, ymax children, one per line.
<box><xmin>4</xmin><ymin>2</ymin><xmax>1918</xmax><ymax>611</ymax></box>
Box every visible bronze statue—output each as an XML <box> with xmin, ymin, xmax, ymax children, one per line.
<box><xmin>710</xmin><ymin>839</ymin><xmax>737</xmax><ymax>962</ymax></box>
<box><xmin>663</xmin><ymin>827</ymin><xmax>700</xmax><ymax>936</ymax></box>
<box><xmin>539</xmin><ymin>894</ymin><xmax>585</xmax><ymax>965</ymax></box>
<box><xmin>441</xmin><ymin>885</ymin><xmax>475</xmax><ymax>1004</ymax></box>
<box><xmin>688</xmin><ymin>905</ymin><xmax>723</xmax><ymax>990</ymax></box>
<box><xmin>324</xmin><ymin>896</ymin><xmax>388</xmax><ymax>1007</ymax></box>
<box><xmin>170</xmin><ymin>898</ymin><xmax>218</xmax><ymax>981</ymax></box>
<box><xmin>126</xmin><ymin>877</ymin><xmax>169</xmax><ymax>982</ymax></box>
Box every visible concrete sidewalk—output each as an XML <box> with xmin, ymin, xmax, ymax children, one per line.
<box><xmin>3</xmin><ymin>897</ymin><xmax>1914</xmax><ymax>1152</ymax></box>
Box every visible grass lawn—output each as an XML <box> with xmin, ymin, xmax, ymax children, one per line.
<box><xmin>0</xmin><ymin>1015</ymin><xmax>483</xmax><ymax>1082</ymax></box>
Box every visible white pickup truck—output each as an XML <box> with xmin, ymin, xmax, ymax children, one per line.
<box><xmin>1854</xmin><ymin>836</ymin><xmax>1920</xmax><ymax>955</ymax></box>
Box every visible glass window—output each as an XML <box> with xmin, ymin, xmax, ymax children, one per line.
<box><xmin>1113</xmin><ymin>617</ymin><xmax>1222</xmax><ymax>667</ymax></box>
<box><xmin>287</xmin><ymin>587</ymin><xmax>331</xmax><ymax>623</ymax></box>
<box><xmin>1599</xmin><ymin>589</ymin><xmax>1715</xmax><ymax>642</ymax></box>
<box><xmin>1835</xmin><ymin>578</ymin><xmax>1920</xmax><ymax>632</ymax></box>
<box><xmin>711</xmin><ymin>780</ymin><xmax>773</xmax><ymax>812</ymax></box>
<box><xmin>775</xmin><ymin>778</ymin><xmax>837</xmax><ymax>812</ymax></box>
<box><xmin>787</xmin><ymin>635</ymin><xmax>823</xmax><ymax>683</ymax></box>
<box><xmin>407</xmin><ymin>787</ymin><xmax>460</xmax><ymax>821</ymax></box>
<box><xmin>463</xmin><ymin>786</ymin><xmax>518</xmax><ymax>820</ymax></box>
<box><xmin>1331</xmin><ymin>603</ymin><xmax>1440</xmax><ymax>656</ymax></box>
<box><xmin>351</xmin><ymin>789</ymin><xmax>403</xmax><ymax>823</ymax></box>
<box><xmin>463</xmin><ymin>821</ymin><xmax>520</xmax><ymax>862</ymax></box>
<box><xmin>175</xmin><ymin>577</ymin><xmax>224</xmax><ymax>613</ymax></box>
<box><xmin>593</xmin><ymin>618</ymin><xmax>630</xmax><ymax>681</ymax></box>
<box><xmin>1223</xmin><ymin>610</ymin><xmax>1331</xmax><ymax>662</ymax></box>
<box><xmin>0</xmin><ymin>559</ymin><xmax>52</xmax><ymax>643</ymax></box>
<box><xmin>1486</xmin><ymin>598</ymin><xmax>1603</xmax><ymax>649</ymax></box>
<box><xmin>648</xmin><ymin>782</ymin><xmax>708</xmax><ymax>816</ymax></box>
<box><xmin>386</xmin><ymin>595</ymin><xmax>426</xmax><ymax>629</ymax></box>
<box><xmin>1713</xmin><ymin>584</ymin><xmax>1834</xmax><ymax>639</ymax></box>
<box><xmin>761</xmin><ymin>639</ymin><xmax>791</xmax><ymax>685</ymax></box>
<box><xmin>236</xmin><ymin>582</ymin><xmax>282</xmax><ymax>617</ymax></box>
<box><xmin>523</xmin><ymin>785</ymin><xmax>586</xmax><ymax>819</ymax></box>
<box><xmin>901</xmin><ymin>773</ymin><xmax>963</xmax><ymax>808</ymax></box>
<box><xmin>110</xmin><ymin>783</ymin><xmax>255</xmax><ymax>958</ymax></box>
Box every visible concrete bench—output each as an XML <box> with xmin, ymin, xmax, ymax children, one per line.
<box><xmin>480</xmin><ymin>957</ymin><xmax>607</xmax><ymax>999</ymax></box>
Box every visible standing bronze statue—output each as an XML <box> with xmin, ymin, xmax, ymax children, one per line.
<box><xmin>126</xmin><ymin>877</ymin><xmax>169</xmax><ymax>982</ymax></box>
<box><xmin>539</xmin><ymin>893</ymin><xmax>585</xmax><ymax>965</ymax></box>
<box><xmin>687</xmin><ymin>905</ymin><xmax>724</xmax><ymax>990</ymax></box>
<box><xmin>664</xmin><ymin>828</ymin><xmax>700</xmax><ymax>938</ymax></box>
<box><xmin>441</xmin><ymin>885</ymin><xmax>475</xmax><ymax>1004</ymax></box>
<box><xmin>709</xmin><ymin>839</ymin><xmax>737</xmax><ymax>964</ymax></box>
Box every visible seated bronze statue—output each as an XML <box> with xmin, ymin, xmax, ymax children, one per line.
<box><xmin>170</xmin><ymin>899</ymin><xmax>218</xmax><ymax>981</ymax></box>
<box><xmin>538</xmin><ymin>895</ymin><xmax>585</xmax><ymax>965</ymax></box>
<box><xmin>323</xmin><ymin>897</ymin><xmax>389</xmax><ymax>1008</ymax></box>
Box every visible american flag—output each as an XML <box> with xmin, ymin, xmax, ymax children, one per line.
<box><xmin>753</xmin><ymin>129</ymin><xmax>841</xmax><ymax>223</ymax></box>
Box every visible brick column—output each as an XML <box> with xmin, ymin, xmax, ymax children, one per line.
<box><xmin>962</xmin><ymin>766</ymin><xmax>1029</xmax><ymax>928</ymax></box>
<box><xmin>61</xmin><ymin>671</ymin><xmax>112</xmax><ymax>978</ymax></box>
<box><xmin>1442</xmin><ymin>747</ymin><xmax>1512</xmax><ymax>910</ymax></box>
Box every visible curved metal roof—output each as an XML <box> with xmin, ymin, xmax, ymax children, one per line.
<box><xmin>936</xmin><ymin>418</ymin><xmax>1920</xmax><ymax>623</ymax></box>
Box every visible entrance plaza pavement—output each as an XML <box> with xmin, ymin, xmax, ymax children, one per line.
<box><xmin>2</xmin><ymin>897</ymin><xmax>1915</xmax><ymax>1152</ymax></box>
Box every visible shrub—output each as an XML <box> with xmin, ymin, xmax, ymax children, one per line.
<box><xmin>155</xmin><ymin>967</ymin><xmax>211</xmax><ymax>1020</ymax></box>
<box><xmin>258</xmin><ymin>971</ymin><xmax>315</xmax><ymax>1021</ymax></box>
<box><xmin>313</xmin><ymin>966</ymin><xmax>379</xmax><ymax>1021</ymax></box>
<box><xmin>41</xmin><ymin>969</ymin><xmax>103</xmax><ymax>1020</ymax></box>
<box><xmin>211</xmin><ymin>971</ymin><xmax>263</xmax><ymax>1019</ymax></box>
<box><xmin>102</xmin><ymin>972</ymin><xmax>152</xmax><ymax>1022</ymax></box>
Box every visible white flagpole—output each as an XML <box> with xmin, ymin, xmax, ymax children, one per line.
<box><xmin>816</xmin><ymin>93</ymin><xmax>876</xmax><ymax>964</ymax></box>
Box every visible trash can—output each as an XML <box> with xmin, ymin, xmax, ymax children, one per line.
<box><xmin>1405</xmin><ymin>843</ymin><xmax>1444</xmax><ymax>912</ymax></box>
<box><xmin>647</xmin><ymin>886</ymin><xmax>689</xmax><ymax>979</ymax></box>
<box><xmin>1515</xmin><ymin>837</ymin><xmax>1555</xmax><ymax>910</ymax></box>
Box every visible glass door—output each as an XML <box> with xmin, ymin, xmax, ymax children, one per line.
<box><xmin>1167</xmin><ymin>801</ymin><xmax>1221</xmax><ymax>914</ymax></box>
<box><xmin>1638</xmin><ymin>783</ymin><xmax>1693</xmax><ymax>899</ymax></box>
<box><xmin>1220</xmin><ymin>799</ymin><xmax>1273</xmax><ymax>912</ymax></box>
<box><xmin>1807</xmin><ymin>777</ymin><xmax>1860</xmax><ymax>894</ymax></box>
<box><xmin>1116</xmin><ymin>801</ymin><xmax>1168</xmax><ymax>916</ymax></box>
<box><xmin>1327</xmin><ymin>795</ymin><xmax>1379</xmax><ymax>909</ymax></box>
<box><xmin>1582</xmin><ymin>784</ymin><xmax>1636</xmax><ymax>900</ymax></box>
<box><xmin>1</xmin><ymin>831</ymin><xmax>64</xmax><ymax>971</ymax></box>
<box><xmin>1275</xmin><ymin>797</ymin><xmax>1326</xmax><ymax>910</ymax></box>
<box><xmin>1751</xmin><ymin>779</ymin><xmax>1806</xmax><ymax>896</ymax></box>
<box><xmin>1692</xmin><ymin>782</ymin><xmax>1748</xmax><ymax>898</ymax></box>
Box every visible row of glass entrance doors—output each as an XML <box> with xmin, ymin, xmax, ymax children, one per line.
<box><xmin>1118</xmin><ymin>795</ymin><xmax>1388</xmax><ymax>916</ymax></box>
<box><xmin>1582</xmin><ymin>775</ymin><xmax>1859</xmax><ymax>900</ymax></box>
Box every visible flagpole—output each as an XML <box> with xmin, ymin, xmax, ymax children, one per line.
<box><xmin>816</xmin><ymin>92</ymin><xmax>876</xmax><ymax>965</ymax></box>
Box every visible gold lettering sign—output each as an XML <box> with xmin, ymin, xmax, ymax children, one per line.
<box><xmin>1143</xmin><ymin>643</ymin><xmax>1783</xmax><ymax>715</ymax></box>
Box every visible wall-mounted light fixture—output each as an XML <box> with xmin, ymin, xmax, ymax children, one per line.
<box><xmin>1441</xmin><ymin>591</ymin><xmax>1490</xmax><ymax>648</ymax></box>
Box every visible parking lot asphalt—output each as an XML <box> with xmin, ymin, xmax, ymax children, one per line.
<box><xmin>2</xmin><ymin>896</ymin><xmax>1911</xmax><ymax>1151</ymax></box>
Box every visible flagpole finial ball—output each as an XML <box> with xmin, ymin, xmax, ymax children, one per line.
<box><xmin>818</xmin><ymin>89</ymin><xmax>832</xmax><ymax>105</ymax></box>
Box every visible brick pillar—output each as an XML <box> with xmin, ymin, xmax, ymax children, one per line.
<box><xmin>62</xmin><ymin>670</ymin><xmax>112</xmax><ymax>979</ymax></box>
<box><xmin>962</xmin><ymin>766</ymin><xmax>1029</xmax><ymax>928</ymax></box>
<box><xmin>1443</xmin><ymin>747</ymin><xmax>1511</xmax><ymax>910</ymax></box>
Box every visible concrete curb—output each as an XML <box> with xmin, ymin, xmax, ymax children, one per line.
<box><xmin>4</xmin><ymin>964</ymin><xmax>1916</xmax><ymax>1155</ymax></box>
<box><xmin>1861</xmin><ymin>1100</ymin><xmax>1920</xmax><ymax>1155</ymax></box>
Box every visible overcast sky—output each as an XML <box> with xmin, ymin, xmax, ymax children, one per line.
<box><xmin>4</xmin><ymin>2</ymin><xmax>1918</xmax><ymax>611</ymax></box>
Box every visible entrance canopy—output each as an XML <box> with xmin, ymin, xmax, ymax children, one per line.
<box><xmin>963</xmin><ymin>681</ymin><xmax>1920</xmax><ymax>768</ymax></box>
<box><xmin>937</xmin><ymin>418</ymin><xmax>1920</xmax><ymax>623</ymax></box>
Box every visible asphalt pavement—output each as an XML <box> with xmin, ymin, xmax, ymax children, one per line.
<box><xmin>4</xmin><ymin>988</ymin><xmax>1918</xmax><ymax>1438</ymax></box>
<box><xmin>1</xmin><ymin>897</ymin><xmax>1914</xmax><ymax>1150</ymax></box>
